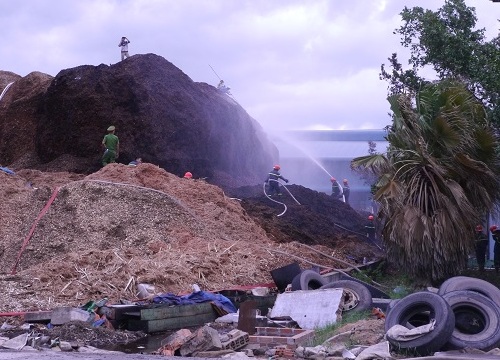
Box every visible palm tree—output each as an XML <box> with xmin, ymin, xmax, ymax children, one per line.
<box><xmin>352</xmin><ymin>80</ymin><xmax>500</xmax><ymax>284</ymax></box>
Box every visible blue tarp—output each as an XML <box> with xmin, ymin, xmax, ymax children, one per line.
<box><xmin>152</xmin><ymin>290</ymin><xmax>237</xmax><ymax>313</ymax></box>
<box><xmin>0</xmin><ymin>166</ymin><xmax>15</xmax><ymax>175</ymax></box>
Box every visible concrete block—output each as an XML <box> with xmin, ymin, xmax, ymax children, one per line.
<box><xmin>59</xmin><ymin>341</ymin><xmax>73</xmax><ymax>352</ymax></box>
<box><xmin>23</xmin><ymin>310</ymin><xmax>52</xmax><ymax>323</ymax></box>
<box><xmin>269</xmin><ymin>289</ymin><xmax>343</xmax><ymax>329</ymax></box>
<box><xmin>221</xmin><ymin>331</ymin><xmax>249</xmax><ymax>351</ymax></box>
<box><xmin>249</xmin><ymin>327</ymin><xmax>315</xmax><ymax>351</ymax></box>
<box><xmin>51</xmin><ymin>307</ymin><xmax>92</xmax><ymax>325</ymax></box>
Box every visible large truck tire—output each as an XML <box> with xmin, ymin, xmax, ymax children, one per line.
<box><xmin>385</xmin><ymin>291</ymin><xmax>455</xmax><ymax>356</ymax></box>
<box><xmin>291</xmin><ymin>270</ymin><xmax>327</xmax><ymax>291</ymax></box>
<box><xmin>320</xmin><ymin>280</ymin><xmax>372</xmax><ymax>312</ymax></box>
<box><xmin>438</xmin><ymin>276</ymin><xmax>500</xmax><ymax>307</ymax></box>
<box><xmin>339</xmin><ymin>273</ymin><xmax>391</xmax><ymax>299</ymax></box>
<box><xmin>442</xmin><ymin>290</ymin><xmax>500</xmax><ymax>351</ymax></box>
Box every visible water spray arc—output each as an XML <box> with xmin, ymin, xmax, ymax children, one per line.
<box><xmin>0</xmin><ymin>82</ymin><xmax>14</xmax><ymax>102</ymax></box>
<box><xmin>208</xmin><ymin>64</ymin><xmax>222</xmax><ymax>81</ymax></box>
<box><xmin>208</xmin><ymin>64</ymin><xmax>239</xmax><ymax>105</ymax></box>
<box><xmin>276</xmin><ymin>135</ymin><xmax>345</xmax><ymax>201</ymax></box>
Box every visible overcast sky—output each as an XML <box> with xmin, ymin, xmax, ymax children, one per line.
<box><xmin>1</xmin><ymin>0</ymin><xmax>499</xmax><ymax>134</ymax></box>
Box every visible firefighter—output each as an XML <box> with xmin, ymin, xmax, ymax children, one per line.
<box><xmin>266</xmin><ymin>165</ymin><xmax>288</xmax><ymax>196</ymax></box>
<box><xmin>475</xmin><ymin>225</ymin><xmax>488</xmax><ymax>272</ymax></box>
<box><xmin>331</xmin><ymin>177</ymin><xmax>342</xmax><ymax>199</ymax></box>
<box><xmin>342</xmin><ymin>179</ymin><xmax>350</xmax><ymax>204</ymax></box>
<box><xmin>490</xmin><ymin>225</ymin><xmax>500</xmax><ymax>273</ymax></box>
<box><xmin>365</xmin><ymin>215</ymin><xmax>376</xmax><ymax>241</ymax></box>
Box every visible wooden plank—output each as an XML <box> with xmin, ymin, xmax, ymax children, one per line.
<box><xmin>97</xmin><ymin>305</ymin><xmax>140</xmax><ymax>320</ymax></box>
<box><xmin>128</xmin><ymin>312</ymin><xmax>217</xmax><ymax>333</ymax></box>
<box><xmin>139</xmin><ymin>302</ymin><xmax>214</xmax><ymax>321</ymax></box>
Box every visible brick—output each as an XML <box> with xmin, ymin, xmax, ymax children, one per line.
<box><xmin>221</xmin><ymin>332</ymin><xmax>249</xmax><ymax>351</ymax></box>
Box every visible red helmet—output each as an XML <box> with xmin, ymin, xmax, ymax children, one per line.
<box><xmin>273</xmin><ymin>165</ymin><xmax>281</xmax><ymax>170</ymax></box>
<box><xmin>368</xmin><ymin>215</ymin><xmax>374</xmax><ymax>221</ymax></box>
<box><xmin>184</xmin><ymin>172</ymin><xmax>193</xmax><ymax>179</ymax></box>
<box><xmin>476</xmin><ymin>225</ymin><xmax>483</xmax><ymax>232</ymax></box>
<box><xmin>490</xmin><ymin>225</ymin><xmax>498</xmax><ymax>232</ymax></box>
<box><xmin>330</xmin><ymin>177</ymin><xmax>336</xmax><ymax>182</ymax></box>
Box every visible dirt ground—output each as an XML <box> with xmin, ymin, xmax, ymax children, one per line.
<box><xmin>0</xmin><ymin>163</ymin><xmax>382</xmax><ymax>350</ymax></box>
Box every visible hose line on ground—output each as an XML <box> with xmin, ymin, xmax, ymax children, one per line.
<box><xmin>263</xmin><ymin>181</ymin><xmax>287</xmax><ymax>216</ymax></box>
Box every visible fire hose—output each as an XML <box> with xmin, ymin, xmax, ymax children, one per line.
<box><xmin>263</xmin><ymin>180</ymin><xmax>301</xmax><ymax>217</ymax></box>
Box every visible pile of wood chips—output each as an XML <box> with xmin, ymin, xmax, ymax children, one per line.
<box><xmin>0</xmin><ymin>163</ymin><xmax>351</xmax><ymax>312</ymax></box>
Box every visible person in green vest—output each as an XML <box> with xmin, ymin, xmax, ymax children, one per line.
<box><xmin>101</xmin><ymin>125</ymin><xmax>120</xmax><ymax>166</ymax></box>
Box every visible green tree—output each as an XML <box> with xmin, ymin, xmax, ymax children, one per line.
<box><xmin>380</xmin><ymin>0</ymin><xmax>500</xmax><ymax>124</ymax></box>
<box><xmin>352</xmin><ymin>80</ymin><xmax>500</xmax><ymax>283</ymax></box>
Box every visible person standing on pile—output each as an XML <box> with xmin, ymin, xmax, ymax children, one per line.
<box><xmin>474</xmin><ymin>225</ymin><xmax>488</xmax><ymax>272</ymax></box>
<box><xmin>342</xmin><ymin>179</ymin><xmax>350</xmax><ymax>204</ymax></box>
<box><xmin>118</xmin><ymin>36</ymin><xmax>131</xmax><ymax>60</ymax></box>
<box><xmin>490</xmin><ymin>225</ymin><xmax>500</xmax><ymax>273</ymax></box>
<box><xmin>331</xmin><ymin>177</ymin><xmax>342</xmax><ymax>199</ymax></box>
<box><xmin>102</xmin><ymin>125</ymin><xmax>119</xmax><ymax>166</ymax></box>
<box><xmin>266</xmin><ymin>165</ymin><xmax>288</xmax><ymax>196</ymax></box>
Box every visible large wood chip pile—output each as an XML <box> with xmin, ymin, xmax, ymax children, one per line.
<box><xmin>0</xmin><ymin>164</ymin><xmax>352</xmax><ymax>312</ymax></box>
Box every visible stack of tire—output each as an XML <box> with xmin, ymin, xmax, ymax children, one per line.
<box><xmin>385</xmin><ymin>276</ymin><xmax>500</xmax><ymax>356</ymax></box>
<box><xmin>291</xmin><ymin>271</ymin><xmax>500</xmax><ymax>355</ymax></box>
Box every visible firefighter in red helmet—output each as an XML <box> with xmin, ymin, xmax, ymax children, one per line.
<box><xmin>342</xmin><ymin>179</ymin><xmax>350</xmax><ymax>204</ymax></box>
<box><xmin>474</xmin><ymin>225</ymin><xmax>488</xmax><ymax>272</ymax></box>
<box><xmin>366</xmin><ymin>215</ymin><xmax>376</xmax><ymax>241</ymax></box>
<box><xmin>266</xmin><ymin>165</ymin><xmax>289</xmax><ymax>196</ymax></box>
<box><xmin>330</xmin><ymin>177</ymin><xmax>342</xmax><ymax>199</ymax></box>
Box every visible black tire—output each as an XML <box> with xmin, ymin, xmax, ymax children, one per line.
<box><xmin>442</xmin><ymin>290</ymin><xmax>500</xmax><ymax>351</ymax></box>
<box><xmin>291</xmin><ymin>270</ymin><xmax>327</xmax><ymax>291</ymax></box>
<box><xmin>385</xmin><ymin>291</ymin><xmax>455</xmax><ymax>356</ymax></box>
<box><xmin>438</xmin><ymin>276</ymin><xmax>500</xmax><ymax>307</ymax></box>
<box><xmin>339</xmin><ymin>273</ymin><xmax>391</xmax><ymax>299</ymax></box>
<box><xmin>320</xmin><ymin>280</ymin><xmax>372</xmax><ymax>312</ymax></box>
<box><xmin>270</xmin><ymin>262</ymin><xmax>302</xmax><ymax>292</ymax></box>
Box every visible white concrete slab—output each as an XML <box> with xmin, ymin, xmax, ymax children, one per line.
<box><xmin>269</xmin><ymin>289</ymin><xmax>343</xmax><ymax>329</ymax></box>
